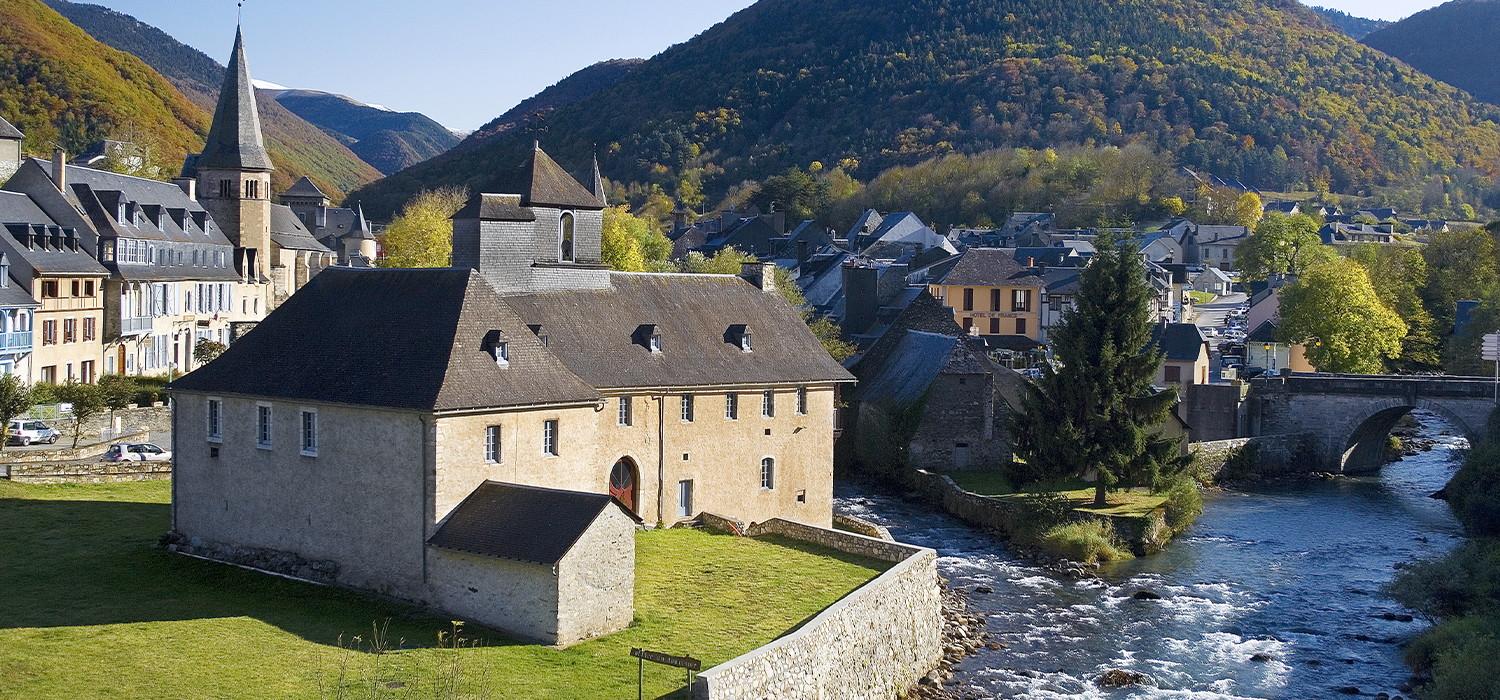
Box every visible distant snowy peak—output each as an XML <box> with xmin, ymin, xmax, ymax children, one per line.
<box><xmin>251</xmin><ymin>82</ymin><xmax>392</xmax><ymax>112</ymax></box>
<box><xmin>251</xmin><ymin>78</ymin><xmax>291</xmax><ymax>91</ymax></box>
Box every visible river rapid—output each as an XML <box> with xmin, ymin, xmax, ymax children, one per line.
<box><xmin>835</xmin><ymin>410</ymin><xmax>1467</xmax><ymax>699</ymax></box>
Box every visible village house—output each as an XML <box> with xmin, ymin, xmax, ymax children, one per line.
<box><xmin>169</xmin><ymin>142</ymin><xmax>852</xmax><ymax>644</ymax></box>
<box><xmin>1151</xmin><ymin>322</ymin><xmax>1212</xmax><ymax>387</ymax></box>
<box><xmin>0</xmin><ymin>190</ymin><xmax>106</xmax><ymax>384</ymax></box>
<box><xmin>928</xmin><ymin>248</ymin><xmax>1046</xmax><ymax>348</ymax></box>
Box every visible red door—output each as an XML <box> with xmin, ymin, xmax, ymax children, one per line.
<box><xmin>609</xmin><ymin>459</ymin><xmax>637</xmax><ymax>512</ymax></box>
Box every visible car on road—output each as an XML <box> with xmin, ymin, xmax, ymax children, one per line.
<box><xmin>7</xmin><ymin>419</ymin><xmax>60</xmax><ymax>446</ymax></box>
<box><xmin>103</xmin><ymin>442</ymin><xmax>172</xmax><ymax>462</ymax></box>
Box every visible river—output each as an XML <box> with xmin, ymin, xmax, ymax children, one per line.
<box><xmin>835</xmin><ymin>410</ymin><xmax>1467</xmax><ymax>699</ymax></box>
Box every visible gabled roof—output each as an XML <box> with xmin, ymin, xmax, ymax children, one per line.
<box><xmin>0</xmin><ymin>115</ymin><xmax>22</xmax><ymax>140</ymax></box>
<box><xmin>453</xmin><ymin>193</ymin><xmax>536</xmax><ymax>222</ymax></box>
<box><xmin>169</xmin><ymin>267</ymin><xmax>600</xmax><ymax>411</ymax></box>
<box><xmin>269</xmin><ymin>205</ymin><xmax>333</xmax><ymax>252</ymax></box>
<box><xmin>427</xmin><ymin>481</ymin><xmax>640</xmax><ymax>567</ymax></box>
<box><xmin>10</xmin><ymin>159</ymin><xmax>233</xmax><ymax>247</ymax></box>
<box><xmin>478</xmin><ymin>145</ymin><xmax>603</xmax><ymax>210</ymax></box>
<box><xmin>197</xmin><ymin>27</ymin><xmax>273</xmax><ymax>172</ymax></box>
<box><xmin>502</xmin><ymin>272</ymin><xmax>855</xmax><ymax>390</ymax></box>
<box><xmin>0</xmin><ymin>191</ymin><xmax>110</xmax><ymax>275</ymax></box>
<box><xmin>1247</xmin><ymin>319</ymin><xmax>1280</xmax><ymax>344</ymax></box>
<box><xmin>1150</xmin><ymin>323</ymin><xmax>1208</xmax><ymax>361</ymax></box>
<box><xmin>281</xmin><ymin>176</ymin><xmax>327</xmax><ymax>199</ymax></box>
<box><xmin>937</xmin><ymin>248</ymin><xmax>1044</xmax><ymax>287</ymax></box>
<box><xmin>853</xmin><ymin>331</ymin><xmax>964</xmax><ymax>404</ymax></box>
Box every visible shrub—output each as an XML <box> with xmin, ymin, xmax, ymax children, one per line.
<box><xmin>1037</xmin><ymin>520</ymin><xmax>1133</xmax><ymax>564</ymax></box>
<box><xmin>29</xmin><ymin>382</ymin><xmax>58</xmax><ymax>405</ymax></box>
<box><xmin>1383</xmin><ymin>540</ymin><xmax>1500</xmax><ymax>621</ymax></box>
<box><xmin>1161</xmin><ymin>476</ymin><xmax>1203</xmax><ymax>535</ymax></box>
<box><xmin>1403</xmin><ymin>615</ymin><xmax>1500</xmax><ymax>678</ymax></box>
<box><xmin>1446</xmin><ymin>443</ymin><xmax>1500</xmax><ymax>536</ymax></box>
<box><xmin>1429</xmin><ymin>633</ymin><xmax>1500</xmax><ymax>700</ymax></box>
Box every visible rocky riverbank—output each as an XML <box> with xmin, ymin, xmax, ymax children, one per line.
<box><xmin>908</xmin><ymin>585</ymin><xmax>998</xmax><ymax>700</ymax></box>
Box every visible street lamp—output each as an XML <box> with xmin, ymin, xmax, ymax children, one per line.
<box><xmin>1264</xmin><ymin>343</ymin><xmax>1276</xmax><ymax>372</ymax></box>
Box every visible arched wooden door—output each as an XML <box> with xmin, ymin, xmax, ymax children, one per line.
<box><xmin>608</xmin><ymin>458</ymin><xmax>638</xmax><ymax>513</ymax></box>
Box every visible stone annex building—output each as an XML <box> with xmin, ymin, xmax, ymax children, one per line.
<box><xmin>168</xmin><ymin>144</ymin><xmax>854</xmax><ymax>645</ymax></box>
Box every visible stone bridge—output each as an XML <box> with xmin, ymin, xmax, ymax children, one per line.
<box><xmin>1246</xmin><ymin>372</ymin><xmax>1495</xmax><ymax>473</ymax></box>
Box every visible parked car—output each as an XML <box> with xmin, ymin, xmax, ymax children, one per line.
<box><xmin>103</xmin><ymin>443</ymin><xmax>172</xmax><ymax>462</ymax></box>
<box><xmin>7</xmin><ymin>419</ymin><xmax>60</xmax><ymax>446</ymax></box>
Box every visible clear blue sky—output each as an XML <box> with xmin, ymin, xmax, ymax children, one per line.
<box><xmin>77</xmin><ymin>0</ymin><xmax>1447</xmax><ymax>132</ymax></box>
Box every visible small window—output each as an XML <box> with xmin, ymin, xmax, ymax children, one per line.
<box><xmin>681</xmin><ymin>394</ymin><xmax>694</xmax><ymax>422</ymax></box>
<box><xmin>84</xmin><ymin>281</ymin><xmax>94</xmax><ymax>297</ymax></box>
<box><xmin>649</xmin><ymin>333</ymin><xmax>662</xmax><ymax>353</ymax></box>
<box><xmin>796</xmin><ymin>387</ymin><xmax>807</xmax><ymax>415</ymax></box>
<box><xmin>543</xmin><ymin>419</ymin><xmax>558</xmax><ymax>456</ymax></box>
<box><xmin>485</xmin><ymin>425</ymin><xmax>501</xmax><ymax>463</ymax></box>
<box><xmin>617</xmin><ymin>396</ymin><xmax>633</xmax><ymax>426</ymax></box>
<box><xmin>761</xmin><ymin>390</ymin><xmax>774</xmax><ymax>418</ymax></box>
<box><xmin>300</xmin><ymin>409</ymin><xmax>317</xmax><ymax>456</ymax></box>
<box><xmin>257</xmin><ymin>404</ymin><xmax>273</xmax><ymax>449</ymax></box>
<box><xmin>1012</xmin><ymin>289</ymin><xmax>1031</xmax><ymax>312</ymax></box>
<box><xmin>41</xmin><ymin>281</ymin><xmax>59</xmax><ymax>298</ymax></box>
<box><xmin>493</xmin><ymin>341</ymin><xmax>509</xmax><ymax>367</ymax></box>
<box><xmin>559</xmin><ymin>212</ymin><xmax>575</xmax><ymax>262</ymax></box>
<box><xmin>725</xmin><ymin>392</ymin><xmax>738</xmax><ymax>420</ymax></box>
<box><xmin>677</xmin><ymin>479</ymin><xmax>694</xmax><ymax>518</ymax></box>
<box><xmin>962</xmin><ymin>288</ymin><xmax>974</xmax><ymax>311</ymax></box>
<box><xmin>761</xmin><ymin>457</ymin><xmax>775</xmax><ymax>490</ymax></box>
<box><xmin>991</xmin><ymin>288</ymin><xmax>1002</xmax><ymax>312</ymax></box>
<box><xmin>740</xmin><ymin>331</ymin><xmax>753</xmax><ymax>352</ymax></box>
<box><xmin>206</xmin><ymin>398</ymin><xmax>222</xmax><ymax>443</ymax></box>
<box><xmin>1016</xmin><ymin>318</ymin><xmax>1027</xmax><ymax>335</ymax></box>
<box><xmin>989</xmin><ymin>318</ymin><xmax>1000</xmax><ymax>334</ymax></box>
<box><xmin>1165</xmin><ymin>365</ymin><xmax>1182</xmax><ymax>383</ymax></box>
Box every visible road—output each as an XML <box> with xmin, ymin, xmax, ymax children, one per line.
<box><xmin>1192</xmin><ymin>291</ymin><xmax>1248</xmax><ymax>328</ymax></box>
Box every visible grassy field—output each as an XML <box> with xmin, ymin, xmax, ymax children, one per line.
<box><xmin>1187</xmin><ymin>291</ymin><xmax>1216</xmax><ymax>306</ymax></box>
<box><xmin>0</xmin><ymin>480</ymin><xmax>888</xmax><ymax>699</ymax></box>
<box><xmin>942</xmin><ymin>472</ymin><xmax>1167</xmax><ymax>517</ymax></box>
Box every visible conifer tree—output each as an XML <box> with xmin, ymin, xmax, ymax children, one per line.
<box><xmin>1011</xmin><ymin>234</ymin><xmax>1182</xmax><ymax>506</ymax></box>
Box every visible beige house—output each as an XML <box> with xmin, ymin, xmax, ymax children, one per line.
<box><xmin>928</xmin><ymin>248</ymin><xmax>1046</xmax><ymax>345</ymax></box>
<box><xmin>1152</xmin><ymin>322</ymin><xmax>1211</xmax><ymax>387</ymax></box>
<box><xmin>169</xmin><ymin>145</ymin><xmax>852</xmax><ymax>644</ymax></box>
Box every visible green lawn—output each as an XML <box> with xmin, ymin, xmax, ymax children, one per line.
<box><xmin>0</xmin><ymin>481</ymin><xmax>888</xmax><ymax>699</ymax></box>
<box><xmin>942</xmin><ymin>472</ymin><xmax>1167</xmax><ymax>518</ymax></box>
<box><xmin>1188</xmin><ymin>291</ymin><xmax>1216</xmax><ymax>306</ymax></box>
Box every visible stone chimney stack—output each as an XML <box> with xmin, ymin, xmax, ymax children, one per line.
<box><xmin>740</xmin><ymin>261</ymin><xmax>776</xmax><ymax>293</ymax></box>
<box><xmin>51</xmin><ymin>149</ymin><xmax>65</xmax><ymax>190</ymax></box>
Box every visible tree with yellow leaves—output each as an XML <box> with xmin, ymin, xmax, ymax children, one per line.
<box><xmin>377</xmin><ymin>187</ymin><xmax>468</xmax><ymax>268</ymax></box>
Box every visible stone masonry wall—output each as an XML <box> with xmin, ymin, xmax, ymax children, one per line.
<box><xmin>1190</xmin><ymin>433</ymin><xmax>1314</xmax><ymax>481</ymax></box>
<box><xmin>693</xmin><ymin>518</ymin><xmax>942</xmax><ymax>700</ymax></box>
<box><xmin>2</xmin><ymin>458</ymin><xmax>169</xmax><ymax>484</ymax></box>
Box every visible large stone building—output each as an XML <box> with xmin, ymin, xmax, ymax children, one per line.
<box><xmin>928</xmin><ymin>248</ymin><xmax>1046</xmax><ymax>347</ymax></box>
<box><xmin>169</xmin><ymin>145</ymin><xmax>853</xmax><ymax>644</ymax></box>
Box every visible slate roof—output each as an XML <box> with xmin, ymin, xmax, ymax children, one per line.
<box><xmin>853</xmin><ymin>331</ymin><xmax>962</xmax><ymax>404</ymax></box>
<box><xmin>1150</xmin><ymin>323</ymin><xmax>1208</xmax><ymax>361</ymax></box>
<box><xmin>502</xmin><ymin>272</ymin><xmax>855</xmax><ymax>390</ymax></box>
<box><xmin>269</xmin><ymin>205</ymin><xmax>334</xmax><ymax>252</ymax></box>
<box><xmin>0</xmin><ymin>116</ymin><xmax>22</xmax><ymax>140</ymax></box>
<box><xmin>479</xmin><ymin>145</ymin><xmax>603</xmax><ymax>210</ymax></box>
<box><xmin>938</xmin><ymin>248</ymin><xmax>1045</xmax><ymax>287</ymax></box>
<box><xmin>347</xmin><ymin>206</ymin><xmax>376</xmax><ymax>240</ymax></box>
<box><xmin>427</xmin><ymin>481</ymin><xmax>639</xmax><ymax>567</ymax></box>
<box><xmin>169</xmin><ymin>267</ymin><xmax>600</xmax><ymax>411</ymax></box>
<box><xmin>281</xmin><ymin>176</ymin><xmax>327</xmax><ymax>199</ymax></box>
<box><xmin>1247</xmin><ymin>319</ymin><xmax>1279</xmax><ymax>344</ymax></box>
<box><xmin>453</xmin><ymin>193</ymin><xmax>536</xmax><ymax>222</ymax></box>
<box><xmin>0</xmin><ymin>277</ymin><xmax>40</xmax><ymax>308</ymax></box>
<box><xmin>197</xmin><ymin>27</ymin><xmax>273</xmax><ymax>172</ymax></box>
<box><xmin>17</xmin><ymin>160</ymin><xmax>234</xmax><ymax>246</ymax></box>
<box><xmin>0</xmin><ymin>191</ymin><xmax>110</xmax><ymax>275</ymax></box>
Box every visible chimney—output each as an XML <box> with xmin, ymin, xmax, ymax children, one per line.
<box><xmin>51</xmin><ymin>150</ymin><xmax>65</xmax><ymax>190</ymax></box>
<box><xmin>174</xmin><ymin>177</ymin><xmax>197</xmax><ymax>201</ymax></box>
<box><xmin>841</xmin><ymin>261</ymin><xmax>879</xmax><ymax>338</ymax></box>
<box><xmin>740</xmin><ymin>261</ymin><xmax>776</xmax><ymax>293</ymax></box>
<box><xmin>797</xmin><ymin>240</ymin><xmax>810</xmax><ymax>270</ymax></box>
<box><xmin>915</xmin><ymin>242</ymin><xmax>924</xmax><ymax>257</ymax></box>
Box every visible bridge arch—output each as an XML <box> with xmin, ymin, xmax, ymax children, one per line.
<box><xmin>1332</xmin><ymin>398</ymin><xmax>1475</xmax><ymax>473</ymax></box>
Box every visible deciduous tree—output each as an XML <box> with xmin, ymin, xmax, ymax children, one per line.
<box><xmin>1010</xmin><ymin>234</ymin><xmax>1183</xmax><ymax>506</ymax></box>
<box><xmin>377</xmin><ymin>187</ymin><xmax>468</xmax><ymax>269</ymax></box>
<box><xmin>1277</xmin><ymin>257</ymin><xmax>1407</xmax><ymax>374</ymax></box>
<box><xmin>1236</xmin><ymin>212</ymin><xmax>1335</xmax><ymax>281</ymax></box>
<box><xmin>55</xmin><ymin>380</ymin><xmax>107</xmax><ymax>449</ymax></box>
<box><xmin>0</xmin><ymin>374</ymin><xmax>34</xmax><ymax>452</ymax></box>
<box><xmin>1348</xmin><ymin>244</ymin><xmax>1440</xmax><ymax>371</ymax></box>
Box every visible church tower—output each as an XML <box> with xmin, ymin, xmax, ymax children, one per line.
<box><xmin>192</xmin><ymin>27</ymin><xmax>273</xmax><ymax>281</ymax></box>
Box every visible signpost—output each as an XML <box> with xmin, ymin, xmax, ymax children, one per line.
<box><xmin>1483</xmin><ymin>333</ymin><xmax>1500</xmax><ymax>403</ymax></box>
<box><xmin>631</xmin><ymin>648</ymin><xmax>701</xmax><ymax>700</ymax></box>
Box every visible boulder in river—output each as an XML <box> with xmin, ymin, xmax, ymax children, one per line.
<box><xmin>1132</xmin><ymin>590</ymin><xmax>1162</xmax><ymax>600</ymax></box>
<box><xmin>1250</xmin><ymin>653</ymin><xmax>1276</xmax><ymax>662</ymax></box>
<box><xmin>1097</xmin><ymin>669</ymin><xmax>1150</xmax><ymax>688</ymax></box>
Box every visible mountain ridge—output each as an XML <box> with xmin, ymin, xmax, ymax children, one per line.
<box><xmin>1362</xmin><ymin>0</ymin><xmax>1500</xmax><ymax>106</ymax></box>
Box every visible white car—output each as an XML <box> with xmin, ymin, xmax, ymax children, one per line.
<box><xmin>8</xmin><ymin>419</ymin><xmax>60</xmax><ymax>446</ymax></box>
<box><xmin>103</xmin><ymin>443</ymin><xmax>172</xmax><ymax>462</ymax></box>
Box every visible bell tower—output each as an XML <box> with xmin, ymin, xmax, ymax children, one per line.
<box><xmin>193</xmin><ymin>26</ymin><xmax>273</xmax><ymax>281</ymax></box>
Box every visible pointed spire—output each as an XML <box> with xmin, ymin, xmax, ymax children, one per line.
<box><xmin>198</xmin><ymin>26</ymin><xmax>273</xmax><ymax>172</ymax></box>
<box><xmin>590</xmin><ymin>148</ymin><xmax>607</xmax><ymax>206</ymax></box>
<box><xmin>349</xmin><ymin>204</ymin><xmax>375</xmax><ymax>240</ymax></box>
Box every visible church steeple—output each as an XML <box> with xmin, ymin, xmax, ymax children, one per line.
<box><xmin>590</xmin><ymin>149</ymin><xmax>607</xmax><ymax>207</ymax></box>
<box><xmin>199</xmin><ymin>26</ymin><xmax>272</xmax><ymax>172</ymax></box>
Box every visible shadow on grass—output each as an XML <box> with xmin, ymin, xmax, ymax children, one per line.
<box><xmin>0</xmin><ymin>497</ymin><xmax>524</xmax><ymax>650</ymax></box>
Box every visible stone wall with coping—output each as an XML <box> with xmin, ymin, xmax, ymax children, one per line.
<box><xmin>833</xmin><ymin>512</ymin><xmax>894</xmax><ymax>541</ymax></box>
<box><xmin>1190</xmin><ymin>433</ymin><xmax>1314</xmax><ymax>480</ymax></box>
<box><xmin>0</xmin><ymin>428</ymin><xmax>149</xmax><ymax>464</ymax></box>
<box><xmin>693</xmin><ymin>517</ymin><xmax>942</xmax><ymax>700</ymax></box>
<box><xmin>2</xmin><ymin>458</ymin><xmax>169</xmax><ymax>483</ymax></box>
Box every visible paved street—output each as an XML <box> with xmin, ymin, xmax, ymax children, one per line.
<box><xmin>1192</xmin><ymin>291</ymin><xmax>1248</xmax><ymax>328</ymax></box>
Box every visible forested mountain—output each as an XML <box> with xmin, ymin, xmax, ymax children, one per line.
<box><xmin>268</xmin><ymin>89</ymin><xmax>459</xmax><ymax>175</ymax></box>
<box><xmin>447</xmin><ymin>59</ymin><xmax>644</xmax><ymax>157</ymax></box>
<box><xmin>348</xmin><ymin>0</ymin><xmax>1500</xmax><ymax>220</ymax></box>
<box><xmin>1309</xmin><ymin>6</ymin><xmax>1390</xmax><ymax>39</ymax></box>
<box><xmin>1362</xmin><ymin>0</ymin><xmax>1500</xmax><ymax>105</ymax></box>
<box><xmin>35</xmin><ymin>0</ymin><xmax>384</xmax><ymax>199</ymax></box>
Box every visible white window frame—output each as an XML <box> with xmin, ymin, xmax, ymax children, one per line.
<box><xmin>206</xmin><ymin>397</ymin><xmax>222</xmax><ymax>443</ymax></box>
<box><xmin>725</xmin><ymin>392</ymin><xmax>738</xmax><ymax>420</ymax></box>
<box><xmin>617</xmin><ymin>396</ymin><xmax>632</xmax><ymax>426</ymax></box>
<box><xmin>680</xmin><ymin>394</ymin><xmax>694</xmax><ymax>422</ymax></box>
<box><xmin>543</xmin><ymin>419</ymin><xmax>558</xmax><ymax>456</ymax></box>
<box><xmin>762</xmin><ymin>389</ymin><xmax>775</xmax><ymax>418</ymax></box>
<box><xmin>677</xmin><ymin>479</ymin><xmax>693</xmax><ymax>518</ymax></box>
<box><xmin>494</xmin><ymin>341</ymin><xmax>509</xmax><ymax>367</ymax></box>
<box><xmin>485</xmin><ymin>425</ymin><xmax>501</xmax><ymax>464</ymax></box>
<box><xmin>796</xmin><ymin>386</ymin><xmax>807</xmax><ymax>415</ymax></box>
<box><xmin>299</xmin><ymin>408</ymin><xmax>317</xmax><ymax>457</ymax></box>
<box><xmin>760</xmin><ymin>457</ymin><xmax>775</xmax><ymax>490</ymax></box>
<box><xmin>256</xmin><ymin>402</ymin><xmax>273</xmax><ymax>449</ymax></box>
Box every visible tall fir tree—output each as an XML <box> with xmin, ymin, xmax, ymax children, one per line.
<box><xmin>1011</xmin><ymin>234</ymin><xmax>1183</xmax><ymax>506</ymax></box>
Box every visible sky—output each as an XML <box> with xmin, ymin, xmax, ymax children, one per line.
<box><xmin>77</xmin><ymin>0</ymin><xmax>1450</xmax><ymax>132</ymax></box>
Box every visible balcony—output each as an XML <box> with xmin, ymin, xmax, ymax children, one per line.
<box><xmin>0</xmin><ymin>331</ymin><xmax>32</xmax><ymax>352</ymax></box>
<box><xmin>121</xmin><ymin>316</ymin><xmax>152</xmax><ymax>336</ymax></box>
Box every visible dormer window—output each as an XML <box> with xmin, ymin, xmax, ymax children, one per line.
<box><xmin>741</xmin><ymin>332</ymin><xmax>752</xmax><ymax>352</ymax></box>
<box><xmin>726</xmin><ymin>324</ymin><xmax>752</xmax><ymax>352</ymax></box>
<box><xmin>559</xmin><ymin>212</ymin><xmax>575</xmax><ymax>262</ymax></box>
<box><xmin>650</xmin><ymin>333</ymin><xmax>662</xmax><ymax>353</ymax></box>
<box><xmin>493</xmin><ymin>342</ymin><xmax>509</xmax><ymax>367</ymax></box>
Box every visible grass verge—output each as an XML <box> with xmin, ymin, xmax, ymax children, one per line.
<box><xmin>0</xmin><ymin>480</ymin><xmax>888</xmax><ymax>699</ymax></box>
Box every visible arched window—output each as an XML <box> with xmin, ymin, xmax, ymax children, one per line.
<box><xmin>559</xmin><ymin>212</ymin><xmax>575</xmax><ymax>263</ymax></box>
<box><xmin>760</xmin><ymin>457</ymin><xmax>775</xmax><ymax>490</ymax></box>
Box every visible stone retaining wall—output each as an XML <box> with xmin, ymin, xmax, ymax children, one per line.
<box><xmin>47</xmin><ymin>406</ymin><xmax>171</xmax><ymax>443</ymax></box>
<box><xmin>1190</xmin><ymin>433</ymin><xmax>1314</xmax><ymax>481</ymax></box>
<box><xmin>0</xmin><ymin>429</ymin><xmax>150</xmax><ymax>464</ymax></box>
<box><xmin>833</xmin><ymin>512</ymin><xmax>895</xmax><ymax>541</ymax></box>
<box><xmin>908</xmin><ymin>470</ymin><xmax>1171</xmax><ymax>555</ymax></box>
<box><xmin>693</xmin><ymin>518</ymin><xmax>942</xmax><ymax>700</ymax></box>
<box><xmin>2</xmin><ymin>459</ymin><xmax>170</xmax><ymax>484</ymax></box>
